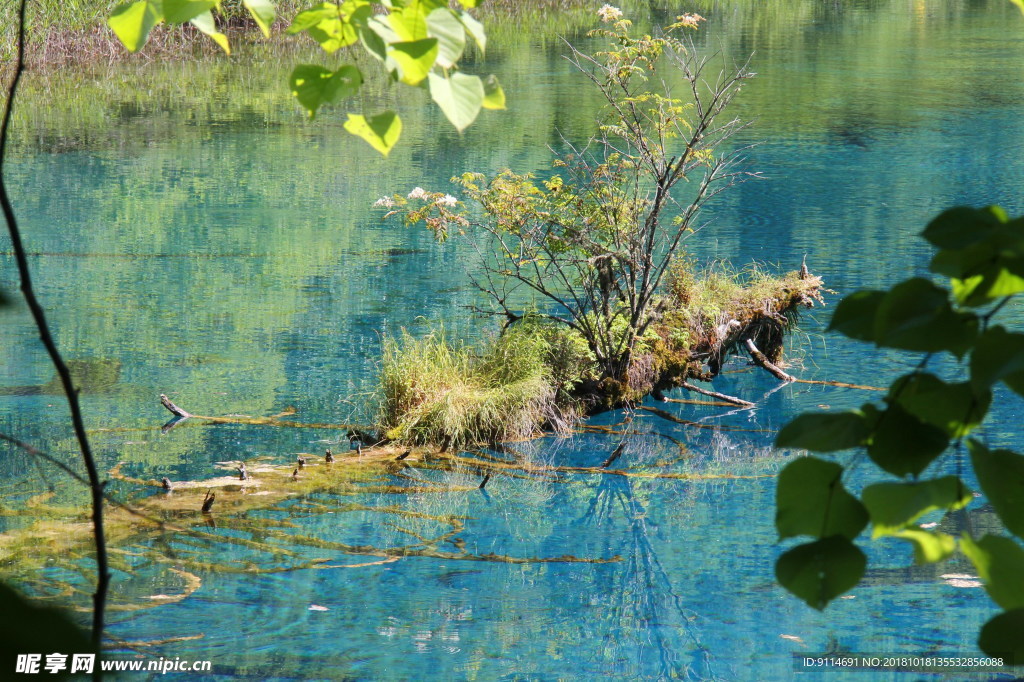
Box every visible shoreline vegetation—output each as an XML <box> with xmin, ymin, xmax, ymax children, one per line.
<box><xmin>1</xmin><ymin>0</ymin><xmax>602</xmax><ymax>66</ymax></box>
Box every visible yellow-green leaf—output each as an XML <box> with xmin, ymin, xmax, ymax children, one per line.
<box><xmin>483</xmin><ymin>74</ymin><xmax>505</xmax><ymax>110</ymax></box>
<box><xmin>388</xmin><ymin>38</ymin><xmax>438</xmax><ymax>86</ymax></box>
<box><xmin>456</xmin><ymin>10</ymin><xmax>485</xmax><ymax>52</ymax></box>
<box><xmin>108</xmin><ymin>0</ymin><xmax>163</xmax><ymax>52</ymax></box>
<box><xmin>344</xmin><ymin>111</ymin><xmax>402</xmax><ymax>156</ymax></box>
<box><xmin>190</xmin><ymin>10</ymin><xmax>230</xmax><ymax>53</ymax></box>
<box><xmin>426</xmin><ymin>8</ymin><xmax>465</xmax><ymax>68</ymax></box>
<box><xmin>428</xmin><ymin>71</ymin><xmax>484</xmax><ymax>132</ymax></box>
<box><xmin>163</xmin><ymin>0</ymin><xmax>215</xmax><ymax>23</ymax></box>
<box><xmin>243</xmin><ymin>0</ymin><xmax>276</xmax><ymax>37</ymax></box>
<box><xmin>290</xmin><ymin>64</ymin><xmax>363</xmax><ymax>119</ymax></box>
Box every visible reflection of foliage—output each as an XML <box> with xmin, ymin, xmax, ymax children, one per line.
<box><xmin>774</xmin><ymin>206</ymin><xmax>1024</xmax><ymax>660</ymax></box>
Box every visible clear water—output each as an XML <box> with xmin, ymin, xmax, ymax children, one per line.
<box><xmin>2</xmin><ymin>1</ymin><xmax>1024</xmax><ymax>679</ymax></box>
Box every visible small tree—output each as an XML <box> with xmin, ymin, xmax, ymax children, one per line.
<box><xmin>386</xmin><ymin>11</ymin><xmax>757</xmax><ymax>393</ymax></box>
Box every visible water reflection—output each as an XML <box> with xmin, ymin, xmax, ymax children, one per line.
<box><xmin>3</xmin><ymin>0</ymin><xmax>1024</xmax><ymax>679</ymax></box>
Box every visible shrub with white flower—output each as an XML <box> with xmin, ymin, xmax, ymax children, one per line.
<box><xmin>407</xmin><ymin>187</ymin><xmax>429</xmax><ymax>200</ymax></box>
<box><xmin>435</xmin><ymin>194</ymin><xmax>458</xmax><ymax>207</ymax></box>
<box><xmin>597</xmin><ymin>4</ymin><xmax>622</xmax><ymax>23</ymax></box>
<box><xmin>374</xmin><ymin>196</ymin><xmax>396</xmax><ymax>208</ymax></box>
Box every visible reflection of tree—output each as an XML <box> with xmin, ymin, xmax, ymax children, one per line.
<box><xmin>579</xmin><ymin>473</ymin><xmax>719</xmax><ymax>681</ymax></box>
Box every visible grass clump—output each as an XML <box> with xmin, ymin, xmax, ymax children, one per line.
<box><xmin>376</xmin><ymin>326</ymin><xmax>579</xmax><ymax>448</ymax></box>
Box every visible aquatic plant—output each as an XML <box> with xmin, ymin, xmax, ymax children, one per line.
<box><xmin>379</xmin><ymin>11</ymin><xmax>825</xmax><ymax>424</ymax></box>
<box><xmin>376</xmin><ymin>326</ymin><xmax>579</xmax><ymax>447</ymax></box>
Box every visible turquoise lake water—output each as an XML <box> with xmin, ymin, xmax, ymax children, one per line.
<box><xmin>3</xmin><ymin>1</ymin><xmax>1024</xmax><ymax>679</ymax></box>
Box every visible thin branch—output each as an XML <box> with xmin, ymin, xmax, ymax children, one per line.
<box><xmin>0</xmin><ymin>0</ymin><xmax>109</xmax><ymax>655</ymax></box>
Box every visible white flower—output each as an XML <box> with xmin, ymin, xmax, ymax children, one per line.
<box><xmin>374</xmin><ymin>196</ymin><xmax>396</xmax><ymax>207</ymax></box>
<box><xmin>677</xmin><ymin>13</ymin><xmax>705</xmax><ymax>28</ymax></box>
<box><xmin>407</xmin><ymin>187</ymin><xmax>429</xmax><ymax>200</ymax></box>
<box><xmin>597</xmin><ymin>4</ymin><xmax>622</xmax><ymax>22</ymax></box>
<box><xmin>435</xmin><ymin>194</ymin><xmax>458</xmax><ymax>207</ymax></box>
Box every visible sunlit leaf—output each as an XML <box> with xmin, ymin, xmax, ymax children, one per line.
<box><xmin>243</xmin><ymin>0</ymin><xmax>276</xmax><ymax>37</ymax></box>
<box><xmin>978</xmin><ymin>608</ymin><xmax>1024</xmax><ymax>662</ymax></box>
<box><xmin>891</xmin><ymin>528</ymin><xmax>957</xmax><ymax>564</ymax></box>
<box><xmin>827</xmin><ymin>290</ymin><xmax>884</xmax><ymax>342</ymax></box>
<box><xmin>457</xmin><ymin>10</ymin><xmax>486</xmax><ymax>52</ymax></box>
<box><xmin>163</xmin><ymin>0</ymin><xmax>215</xmax><ymax>23</ymax></box>
<box><xmin>428</xmin><ymin>71</ymin><xmax>484</xmax><ymax>131</ymax></box>
<box><xmin>388</xmin><ymin>38</ymin><xmax>438</xmax><ymax>85</ymax></box>
<box><xmin>865</xmin><ymin>403</ymin><xmax>949</xmax><ymax>477</ymax></box>
<box><xmin>288</xmin><ymin>2</ymin><xmax>363</xmax><ymax>52</ymax></box>
<box><xmin>971</xmin><ymin>327</ymin><xmax>1024</xmax><ymax>397</ymax></box>
<box><xmin>776</xmin><ymin>536</ymin><xmax>866</xmax><ymax>610</ymax></box>
<box><xmin>775</xmin><ymin>410</ymin><xmax>869</xmax><ymax>452</ymax></box>
<box><xmin>482</xmin><ymin>74</ymin><xmax>505</xmax><ymax>110</ymax></box>
<box><xmin>290</xmin><ymin>64</ymin><xmax>363</xmax><ymax>119</ymax></box>
<box><xmin>388</xmin><ymin>5</ymin><xmax>431</xmax><ymax>40</ymax></box>
<box><xmin>776</xmin><ymin>457</ymin><xmax>867</xmax><ymax>541</ymax></box>
<box><xmin>888</xmin><ymin>373</ymin><xmax>989</xmax><ymax>438</ymax></box>
<box><xmin>426</xmin><ymin>8</ymin><xmax>465</xmax><ymax>68</ymax></box>
<box><xmin>961</xmin><ymin>534</ymin><xmax>1024</xmax><ymax>610</ymax></box>
<box><xmin>862</xmin><ymin>476</ymin><xmax>972</xmax><ymax>537</ymax></box>
<box><xmin>969</xmin><ymin>440</ymin><xmax>1024</xmax><ymax>541</ymax></box>
<box><xmin>874</xmin><ymin>278</ymin><xmax>978</xmax><ymax>356</ymax></box>
<box><xmin>343</xmin><ymin>111</ymin><xmax>402</xmax><ymax>156</ymax></box>
<box><xmin>108</xmin><ymin>0</ymin><xmax>162</xmax><ymax>52</ymax></box>
<box><xmin>189</xmin><ymin>10</ymin><xmax>230</xmax><ymax>53</ymax></box>
<box><xmin>457</xmin><ymin>0</ymin><xmax>482</xmax><ymax>7</ymax></box>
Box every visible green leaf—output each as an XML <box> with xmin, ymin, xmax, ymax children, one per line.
<box><xmin>388</xmin><ymin>4</ymin><xmax>431</xmax><ymax>40</ymax></box>
<box><xmin>776</xmin><ymin>457</ymin><xmax>867</xmax><ymax>541</ymax></box>
<box><xmin>286</xmin><ymin>3</ymin><xmax>337</xmax><ymax>33</ymax></box>
<box><xmin>873</xmin><ymin>278</ymin><xmax>978</xmax><ymax>356</ymax></box>
<box><xmin>827</xmin><ymin>290</ymin><xmax>884</xmax><ymax>342</ymax></box>
<box><xmin>457</xmin><ymin>10</ymin><xmax>485</xmax><ymax>52</ymax></box>
<box><xmin>343</xmin><ymin>111</ymin><xmax>402</xmax><ymax>156</ymax></box>
<box><xmin>288</xmin><ymin>2</ymin><xmax>361</xmax><ymax>52</ymax></box>
<box><xmin>243</xmin><ymin>0</ymin><xmax>276</xmax><ymax>37</ymax></box>
<box><xmin>862</xmin><ymin>476</ymin><xmax>972</xmax><ymax>537</ymax></box>
<box><xmin>969</xmin><ymin>440</ymin><xmax>1024</xmax><ymax>541</ymax></box>
<box><xmin>189</xmin><ymin>10</ymin><xmax>230</xmax><ymax>53</ymax></box>
<box><xmin>922</xmin><ymin>206</ymin><xmax>1007</xmax><ymax>250</ymax></box>
<box><xmin>162</xmin><ymin>0</ymin><xmax>214</xmax><ymax>23</ymax></box>
<box><xmin>108</xmin><ymin>0</ymin><xmax>162</xmax><ymax>52</ymax></box>
<box><xmin>388</xmin><ymin>38</ymin><xmax>439</xmax><ymax>85</ymax></box>
<box><xmin>290</xmin><ymin>64</ymin><xmax>362</xmax><ymax>119</ymax></box>
<box><xmin>775</xmin><ymin>410</ymin><xmax>869</xmax><ymax>452</ymax></box>
<box><xmin>865</xmin><ymin>403</ymin><xmax>950</xmax><ymax>477</ymax></box>
<box><xmin>891</xmin><ymin>528</ymin><xmax>957</xmax><ymax>564</ymax></box>
<box><xmin>961</xmin><ymin>534</ymin><xmax>1024</xmax><ymax>610</ymax></box>
<box><xmin>978</xmin><ymin>608</ymin><xmax>1024</xmax><ymax>662</ymax></box>
<box><xmin>359</xmin><ymin>22</ymin><xmax>387</xmax><ymax>60</ymax></box>
<box><xmin>428</xmin><ymin>71</ymin><xmax>484</xmax><ymax>131</ymax></box>
<box><xmin>457</xmin><ymin>0</ymin><xmax>482</xmax><ymax>7</ymax></box>
<box><xmin>889</xmin><ymin>373</ymin><xmax>990</xmax><ymax>438</ymax></box>
<box><xmin>972</xmin><ymin>327</ymin><xmax>1024</xmax><ymax>397</ymax></box>
<box><xmin>0</xmin><ymin>581</ymin><xmax>94</xmax><ymax>678</ymax></box>
<box><xmin>776</xmin><ymin>536</ymin><xmax>866</xmax><ymax>610</ymax></box>
<box><xmin>482</xmin><ymin>74</ymin><xmax>505</xmax><ymax>110</ymax></box>
<box><xmin>426</xmin><ymin>8</ymin><xmax>465</xmax><ymax>68</ymax></box>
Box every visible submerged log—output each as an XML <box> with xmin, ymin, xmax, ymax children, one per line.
<box><xmin>745</xmin><ymin>339</ymin><xmax>795</xmax><ymax>383</ymax></box>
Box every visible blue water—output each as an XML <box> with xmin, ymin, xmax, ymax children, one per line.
<box><xmin>3</xmin><ymin>1</ymin><xmax>1024</xmax><ymax>679</ymax></box>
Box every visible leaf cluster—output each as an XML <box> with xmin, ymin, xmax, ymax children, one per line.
<box><xmin>775</xmin><ymin>206</ymin><xmax>1024</xmax><ymax>662</ymax></box>
<box><xmin>108</xmin><ymin>0</ymin><xmax>504</xmax><ymax>155</ymax></box>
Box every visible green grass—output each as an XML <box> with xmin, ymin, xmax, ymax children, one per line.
<box><xmin>376</xmin><ymin>326</ymin><xmax>578</xmax><ymax>448</ymax></box>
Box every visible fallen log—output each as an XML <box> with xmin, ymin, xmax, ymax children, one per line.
<box><xmin>745</xmin><ymin>339</ymin><xmax>795</xmax><ymax>383</ymax></box>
